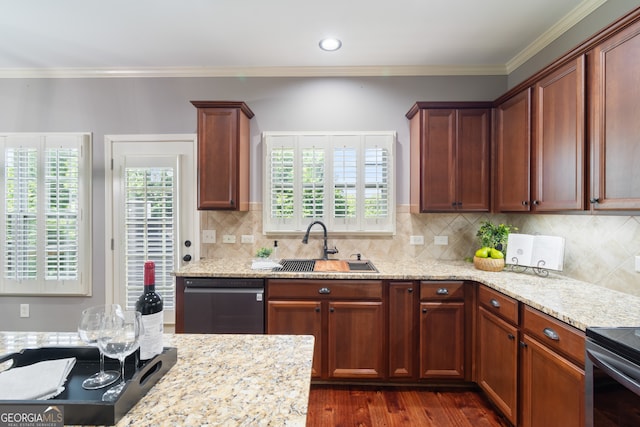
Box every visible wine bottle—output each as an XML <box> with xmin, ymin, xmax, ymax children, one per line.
<box><xmin>136</xmin><ymin>261</ymin><xmax>164</xmax><ymax>363</ymax></box>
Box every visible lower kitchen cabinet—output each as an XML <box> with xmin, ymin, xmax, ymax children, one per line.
<box><xmin>328</xmin><ymin>301</ymin><xmax>384</xmax><ymax>379</ymax></box>
<box><xmin>267</xmin><ymin>300</ymin><xmax>322</xmax><ymax>378</ymax></box>
<box><xmin>388</xmin><ymin>281</ymin><xmax>417</xmax><ymax>378</ymax></box>
<box><xmin>266</xmin><ymin>279</ymin><xmax>384</xmax><ymax>380</ymax></box>
<box><xmin>520</xmin><ymin>306</ymin><xmax>585</xmax><ymax>427</ymax></box>
<box><xmin>419</xmin><ymin>281</ymin><xmax>467</xmax><ymax>380</ymax></box>
<box><xmin>476</xmin><ymin>286</ymin><xmax>520</xmax><ymax>426</ymax></box>
<box><xmin>520</xmin><ymin>334</ymin><xmax>584</xmax><ymax>427</ymax></box>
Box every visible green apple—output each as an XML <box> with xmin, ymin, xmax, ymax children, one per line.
<box><xmin>489</xmin><ymin>248</ymin><xmax>504</xmax><ymax>259</ymax></box>
<box><xmin>475</xmin><ymin>247</ymin><xmax>490</xmax><ymax>258</ymax></box>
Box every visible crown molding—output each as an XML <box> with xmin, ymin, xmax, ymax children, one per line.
<box><xmin>0</xmin><ymin>64</ymin><xmax>508</xmax><ymax>79</ymax></box>
<box><xmin>506</xmin><ymin>0</ymin><xmax>608</xmax><ymax>74</ymax></box>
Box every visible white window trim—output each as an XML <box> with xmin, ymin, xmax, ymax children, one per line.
<box><xmin>263</xmin><ymin>131</ymin><xmax>396</xmax><ymax>236</ymax></box>
<box><xmin>0</xmin><ymin>132</ymin><xmax>92</xmax><ymax>296</ymax></box>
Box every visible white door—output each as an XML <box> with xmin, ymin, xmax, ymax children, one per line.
<box><xmin>105</xmin><ymin>134</ymin><xmax>198</xmax><ymax>326</ymax></box>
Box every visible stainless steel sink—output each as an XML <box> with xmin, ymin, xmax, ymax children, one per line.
<box><xmin>273</xmin><ymin>259</ymin><xmax>378</xmax><ymax>273</ymax></box>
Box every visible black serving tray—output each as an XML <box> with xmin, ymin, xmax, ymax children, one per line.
<box><xmin>0</xmin><ymin>346</ymin><xmax>177</xmax><ymax>426</ymax></box>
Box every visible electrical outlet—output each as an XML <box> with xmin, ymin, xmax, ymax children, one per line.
<box><xmin>202</xmin><ymin>229</ymin><xmax>216</xmax><ymax>244</ymax></box>
<box><xmin>241</xmin><ymin>235</ymin><xmax>255</xmax><ymax>244</ymax></box>
<box><xmin>434</xmin><ymin>235</ymin><xmax>449</xmax><ymax>246</ymax></box>
<box><xmin>409</xmin><ymin>235</ymin><xmax>424</xmax><ymax>245</ymax></box>
<box><xmin>222</xmin><ymin>235</ymin><xmax>236</xmax><ymax>244</ymax></box>
<box><xmin>20</xmin><ymin>304</ymin><xmax>29</xmax><ymax>318</ymax></box>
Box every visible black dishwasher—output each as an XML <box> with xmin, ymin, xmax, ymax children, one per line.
<box><xmin>183</xmin><ymin>278</ymin><xmax>264</xmax><ymax>334</ymax></box>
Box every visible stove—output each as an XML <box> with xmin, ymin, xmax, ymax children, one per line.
<box><xmin>585</xmin><ymin>326</ymin><xmax>640</xmax><ymax>427</ymax></box>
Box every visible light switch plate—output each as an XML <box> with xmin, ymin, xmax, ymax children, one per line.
<box><xmin>241</xmin><ymin>235</ymin><xmax>255</xmax><ymax>244</ymax></box>
<box><xmin>202</xmin><ymin>230</ymin><xmax>216</xmax><ymax>244</ymax></box>
<box><xmin>409</xmin><ymin>235</ymin><xmax>424</xmax><ymax>245</ymax></box>
<box><xmin>434</xmin><ymin>235</ymin><xmax>449</xmax><ymax>245</ymax></box>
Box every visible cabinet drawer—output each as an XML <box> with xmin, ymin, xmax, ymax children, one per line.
<box><xmin>420</xmin><ymin>281</ymin><xmax>465</xmax><ymax>300</ymax></box>
<box><xmin>522</xmin><ymin>306</ymin><xmax>585</xmax><ymax>365</ymax></box>
<box><xmin>267</xmin><ymin>279</ymin><xmax>383</xmax><ymax>300</ymax></box>
<box><xmin>478</xmin><ymin>286</ymin><xmax>519</xmax><ymax>325</ymax></box>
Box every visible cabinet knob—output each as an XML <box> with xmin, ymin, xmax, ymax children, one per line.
<box><xmin>318</xmin><ymin>287</ymin><xmax>331</xmax><ymax>294</ymax></box>
<box><xmin>507</xmin><ymin>333</ymin><xmax>515</xmax><ymax>340</ymax></box>
<box><xmin>315</xmin><ymin>307</ymin><xmax>320</xmax><ymax>313</ymax></box>
<box><xmin>330</xmin><ymin>307</ymin><xmax>335</xmax><ymax>313</ymax></box>
<box><xmin>532</xmin><ymin>200</ymin><xmax>540</xmax><ymax>206</ymax></box>
<box><xmin>490</xmin><ymin>298</ymin><xmax>501</xmax><ymax>308</ymax></box>
<box><xmin>422</xmin><ymin>308</ymin><xmax>428</xmax><ymax>313</ymax></box>
<box><xmin>184</xmin><ymin>240</ymin><xmax>192</xmax><ymax>247</ymax></box>
<box><xmin>590</xmin><ymin>197</ymin><xmax>600</xmax><ymax>204</ymax></box>
<box><xmin>183</xmin><ymin>254</ymin><xmax>192</xmax><ymax>262</ymax></box>
<box><xmin>519</xmin><ymin>341</ymin><xmax>528</xmax><ymax>348</ymax></box>
<box><xmin>543</xmin><ymin>327</ymin><xmax>560</xmax><ymax>341</ymax></box>
<box><xmin>522</xmin><ymin>201</ymin><xmax>529</xmax><ymax>206</ymax></box>
<box><xmin>407</xmin><ymin>288</ymin><xmax>413</xmax><ymax>293</ymax></box>
<box><xmin>229</xmin><ymin>199</ymin><xmax>234</xmax><ymax>206</ymax></box>
<box><xmin>436</xmin><ymin>288</ymin><xmax>449</xmax><ymax>295</ymax></box>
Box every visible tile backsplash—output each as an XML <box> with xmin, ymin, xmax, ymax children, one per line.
<box><xmin>200</xmin><ymin>204</ymin><xmax>640</xmax><ymax>296</ymax></box>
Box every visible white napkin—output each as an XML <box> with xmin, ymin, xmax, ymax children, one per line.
<box><xmin>251</xmin><ymin>259</ymin><xmax>282</xmax><ymax>270</ymax></box>
<box><xmin>0</xmin><ymin>357</ymin><xmax>76</xmax><ymax>400</ymax></box>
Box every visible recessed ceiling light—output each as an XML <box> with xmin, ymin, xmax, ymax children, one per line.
<box><xmin>319</xmin><ymin>38</ymin><xmax>342</xmax><ymax>52</ymax></box>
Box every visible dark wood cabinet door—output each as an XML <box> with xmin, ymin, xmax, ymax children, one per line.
<box><xmin>532</xmin><ymin>56</ymin><xmax>586</xmax><ymax>211</ymax></box>
<box><xmin>388</xmin><ymin>282</ymin><xmax>416</xmax><ymax>378</ymax></box>
<box><xmin>327</xmin><ymin>301</ymin><xmax>384</xmax><ymax>379</ymax></box>
<box><xmin>419</xmin><ymin>301</ymin><xmax>465</xmax><ymax>379</ymax></box>
<box><xmin>590</xmin><ymin>20</ymin><xmax>640</xmax><ymax>210</ymax></box>
<box><xmin>191</xmin><ymin>101</ymin><xmax>253</xmax><ymax>211</ymax></box>
<box><xmin>495</xmin><ymin>89</ymin><xmax>532</xmax><ymax>212</ymax></box>
<box><xmin>267</xmin><ymin>300</ymin><xmax>322</xmax><ymax>378</ymax></box>
<box><xmin>420</xmin><ymin>109</ymin><xmax>457</xmax><ymax>211</ymax></box>
<box><xmin>477</xmin><ymin>306</ymin><xmax>519</xmax><ymax>426</ymax></box>
<box><xmin>457</xmin><ymin>109</ymin><xmax>490</xmax><ymax>211</ymax></box>
<box><xmin>520</xmin><ymin>334</ymin><xmax>585</xmax><ymax>427</ymax></box>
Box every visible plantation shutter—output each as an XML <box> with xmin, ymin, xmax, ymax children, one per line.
<box><xmin>123</xmin><ymin>163</ymin><xmax>175</xmax><ymax>311</ymax></box>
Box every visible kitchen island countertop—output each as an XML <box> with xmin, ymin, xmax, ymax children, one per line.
<box><xmin>0</xmin><ymin>332</ymin><xmax>314</xmax><ymax>426</ymax></box>
<box><xmin>175</xmin><ymin>258</ymin><xmax>640</xmax><ymax>331</ymax></box>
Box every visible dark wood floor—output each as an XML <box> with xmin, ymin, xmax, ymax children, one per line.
<box><xmin>307</xmin><ymin>385</ymin><xmax>511</xmax><ymax>427</ymax></box>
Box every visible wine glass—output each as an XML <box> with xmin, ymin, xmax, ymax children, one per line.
<box><xmin>98</xmin><ymin>307</ymin><xmax>142</xmax><ymax>402</ymax></box>
<box><xmin>77</xmin><ymin>305</ymin><xmax>121</xmax><ymax>389</ymax></box>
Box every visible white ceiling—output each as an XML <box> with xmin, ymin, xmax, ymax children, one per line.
<box><xmin>0</xmin><ymin>0</ymin><xmax>607</xmax><ymax>78</ymax></box>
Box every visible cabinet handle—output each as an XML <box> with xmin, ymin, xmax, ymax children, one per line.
<box><xmin>590</xmin><ymin>197</ymin><xmax>600</xmax><ymax>204</ymax></box>
<box><xmin>436</xmin><ymin>288</ymin><xmax>449</xmax><ymax>295</ymax></box>
<box><xmin>543</xmin><ymin>327</ymin><xmax>560</xmax><ymax>341</ymax></box>
<box><xmin>318</xmin><ymin>287</ymin><xmax>331</xmax><ymax>294</ymax></box>
<box><xmin>330</xmin><ymin>307</ymin><xmax>335</xmax><ymax>313</ymax></box>
<box><xmin>490</xmin><ymin>298</ymin><xmax>501</xmax><ymax>308</ymax></box>
<box><xmin>507</xmin><ymin>333</ymin><xmax>515</xmax><ymax>340</ymax></box>
<box><xmin>407</xmin><ymin>288</ymin><xmax>413</xmax><ymax>293</ymax></box>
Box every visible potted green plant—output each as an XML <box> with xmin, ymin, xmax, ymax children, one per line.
<box><xmin>474</xmin><ymin>221</ymin><xmax>517</xmax><ymax>271</ymax></box>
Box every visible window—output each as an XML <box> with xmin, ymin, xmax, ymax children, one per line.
<box><xmin>263</xmin><ymin>131</ymin><xmax>395</xmax><ymax>235</ymax></box>
<box><xmin>0</xmin><ymin>133</ymin><xmax>91</xmax><ymax>295</ymax></box>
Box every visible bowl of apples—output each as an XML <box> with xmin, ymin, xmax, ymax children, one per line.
<box><xmin>473</xmin><ymin>246</ymin><xmax>505</xmax><ymax>272</ymax></box>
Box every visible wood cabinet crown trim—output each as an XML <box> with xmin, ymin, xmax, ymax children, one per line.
<box><xmin>190</xmin><ymin>100</ymin><xmax>255</xmax><ymax>118</ymax></box>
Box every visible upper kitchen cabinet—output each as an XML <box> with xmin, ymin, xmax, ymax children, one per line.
<box><xmin>407</xmin><ymin>103</ymin><xmax>491</xmax><ymax>213</ymax></box>
<box><xmin>191</xmin><ymin>101</ymin><xmax>254</xmax><ymax>210</ymax></box>
<box><xmin>531</xmin><ymin>56</ymin><xmax>586</xmax><ymax>212</ymax></box>
<box><xmin>589</xmin><ymin>18</ymin><xmax>640</xmax><ymax>210</ymax></box>
<box><xmin>494</xmin><ymin>88</ymin><xmax>532</xmax><ymax>212</ymax></box>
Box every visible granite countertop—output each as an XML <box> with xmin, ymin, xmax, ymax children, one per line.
<box><xmin>0</xmin><ymin>332</ymin><xmax>314</xmax><ymax>426</ymax></box>
<box><xmin>175</xmin><ymin>258</ymin><xmax>640</xmax><ymax>331</ymax></box>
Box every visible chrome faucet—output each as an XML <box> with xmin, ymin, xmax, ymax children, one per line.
<box><xmin>302</xmin><ymin>220</ymin><xmax>339</xmax><ymax>260</ymax></box>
